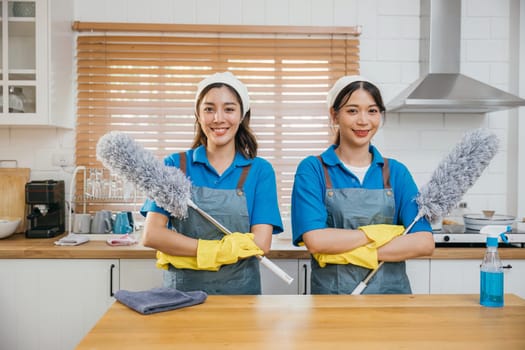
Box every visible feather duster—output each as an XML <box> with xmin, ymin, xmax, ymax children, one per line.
<box><xmin>96</xmin><ymin>131</ymin><xmax>192</xmax><ymax>219</ymax></box>
<box><xmin>352</xmin><ymin>128</ymin><xmax>500</xmax><ymax>294</ymax></box>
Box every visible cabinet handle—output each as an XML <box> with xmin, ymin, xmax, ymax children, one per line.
<box><xmin>302</xmin><ymin>263</ymin><xmax>308</xmax><ymax>295</ymax></box>
<box><xmin>502</xmin><ymin>264</ymin><xmax>513</xmax><ymax>269</ymax></box>
<box><xmin>109</xmin><ymin>263</ymin><xmax>116</xmax><ymax>297</ymax></box>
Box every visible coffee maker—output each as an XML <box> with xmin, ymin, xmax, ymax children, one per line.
<box><xmin>25</xmin><ymin>180</ymin><xmax>65</xmax><ymax>238</ymax></box>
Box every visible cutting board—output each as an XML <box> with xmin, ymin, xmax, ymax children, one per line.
<box><xmin>0</xmin><ymin>168</ymin><xmax>31</xmax><ymax>233</ymax></box>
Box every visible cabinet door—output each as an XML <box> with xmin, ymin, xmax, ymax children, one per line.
<box><xmin>430</xmin><ymin>259</ymin><xmax>525</xmax><ymax>298</ymax></box>
<box><xmin>261</xmin><ymin>259</ymin><xmax>299</xmax><ymax>294</ymax></box>
<box><xmin>0</xmin><ymin>259</ymin><xmax>119</xmax><ymax>350</ymax></box>
<box><xmin>501</xmin><ymin>260</ymin><xmax>525</xmax><ymax>299</ymax></box>
<box><xmin>0</xmin><ymin>0</ymin><xmax>74</xmax><ymax>127</ymax></box>
<box><xmin>406</xmin><ymin>259</ymin><xmax>430</xmax><ymax>294</ymax></box>
<box><xmin>119</xmin><ymin>259</ymin><xmax>164</xmax><ymax>291</ymax></box>
<box><xmin>1</xmin><ymin>0</ymin><xmax>40</xmax><ymax>122</ymax></box>
<box><xmin>430</xmin><ymin>260</ymin><xmax>479</xmax><ymax>294</ymax></box>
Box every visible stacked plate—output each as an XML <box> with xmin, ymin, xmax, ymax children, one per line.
<box><xmin>463</xmin><ymin>213</ymin><xmax>515</xmax><ymax>231</ymax></box>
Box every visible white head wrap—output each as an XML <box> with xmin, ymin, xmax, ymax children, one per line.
<box><xmin>326</xmin><ymin>75</ymin><xmax>374</xmax><ymax>108</ymax></box>
<box><xmin>195</xmin><ymin>72</ymin><xmax>250</xmax><ymax>115</ymax></box>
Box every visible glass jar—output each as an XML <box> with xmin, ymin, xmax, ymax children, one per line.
<box><xmin>444</xmin><ymin>202</ymin><xmax>467</xmax><ymax>226</ymax></box>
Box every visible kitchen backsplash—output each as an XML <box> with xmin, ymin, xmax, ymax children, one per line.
<box><xmin>0</xmin><ymin>0</ymin><xmax>520</xmax><ymax>218</ymax></box>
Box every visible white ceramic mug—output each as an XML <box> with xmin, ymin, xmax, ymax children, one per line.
<box><xmin>73</xmin><ymin>213</ymin><xmax>91</xmax><ymax>234</ymax></box>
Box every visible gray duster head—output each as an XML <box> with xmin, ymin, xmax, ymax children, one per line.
<box><xmin>96</xmin><ymin>131</ymin><xmax>192</xmax><ymax>219</ymax></box>
<box><xmin>415</xmin><ymin>128</ymin><xmax>499</xmax><ymax>222</ymax></box>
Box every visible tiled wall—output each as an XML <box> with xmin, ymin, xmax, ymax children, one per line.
<box><xmin>1</xmin><ymin>0</ymin><xmax>522</xmax><ymax>218</ymax></box>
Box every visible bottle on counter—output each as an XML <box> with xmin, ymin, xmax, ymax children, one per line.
<box><xmin>479</xmin><ymin>225</ymin><xmax>511</xmax><ymax>308</ymax></box>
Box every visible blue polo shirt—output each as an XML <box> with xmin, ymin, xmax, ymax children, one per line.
<box><xmin>141</xmin><ymin>146</ymin><xmax>283</xmax><ymax>234</ymax></box>
<box><xmin>291</xmin><ymin>144</ymin><xmax>432</xmax><ymax>246</ymax></box>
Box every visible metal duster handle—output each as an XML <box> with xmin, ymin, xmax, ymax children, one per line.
<box><xmin>187</xmin><ymin>200</ymin><xmax>294</xmax><ymax>285</ymax></box>
<box><xmin>187</xmin><ymin>200</ymin><xmax>231</xmax><ymax>235</ymax></box>
<box><xmin>350</xmin><ymin>281</ymin><xmax>367</xmax><ymax>295</ymax></box>
<box><xmin>349</xmin><ymin>214</ymin><xmax>421</xmax><ymax>295</ymax></box>
<box><xmin>258</xmin><ymin>256</ymin><xmax>294</xmax><ymax>285</ymax></box>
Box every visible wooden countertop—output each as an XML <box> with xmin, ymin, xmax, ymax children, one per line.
<box><xmin>2</xmin><ymin>232</ymin><xmax>525</xmax><ymax>260</ymax></box>
<box><xmin>76</xmin><ymin>294</ymin><xmax>525</xmax><ymax>350</ymax></box>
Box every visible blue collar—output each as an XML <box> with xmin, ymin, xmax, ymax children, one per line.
<box><xmin>192</xmin><ymin>145</ymin><xmax>252</xmax><ymax>168</ymax></box>
<box><xmin>320</xmin><ymin>144</ymin><xmax>385</xmax><ymax>167</ymax></box>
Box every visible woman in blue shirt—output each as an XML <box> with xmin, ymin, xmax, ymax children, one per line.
<box><xmin>291</xmin><ymin>75</ymin><xmax>435</xmax><ymax>294</ymax></box>
<box><xmin>141</xmin><ymin>72</ymin><xmax>283</xmax><ymax>295</ymax></box>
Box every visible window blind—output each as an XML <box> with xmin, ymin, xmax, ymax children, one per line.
<box><xmin>75</xmin><ymin>23</ymin><xmax>360</xmax><ymax>216</ymax></box>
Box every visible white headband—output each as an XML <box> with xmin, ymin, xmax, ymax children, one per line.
<box><xmin>195</xmin><ymin>72</ymin><xmax>250</xmax><ymax>115</ymax></box>
<box><xmin>327</xmin><ymin>75</ymin><xmax>374</xmax><ymax>108</ymax></box>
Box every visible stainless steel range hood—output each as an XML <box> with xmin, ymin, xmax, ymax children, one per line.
<box><xmin>386</xmin><ymin>0</ymin><xmax>525</xmax><ymax>113</ymax></box>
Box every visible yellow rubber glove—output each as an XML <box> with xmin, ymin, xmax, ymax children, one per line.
<box><xmin>358</xmin><ymin>224</ymin><xmax>405</xmax><ymax>248</ymax></box>
<box><xmin>155</xmin><ymin>233</ymin><xmax>263</xmax><ymax>271</ymax></box>
<box><xmin>313</xmin><ymin>245</ymin><xmax>378</xmax><ymax>269</ymax></box>
<box><xmin>197</xmin><ymin>232</ymin><xmax>264</xmax><ymax>270</ymax></box>
<box><xmin>312</xmin><ymin>225</ymin><xmax>405</xmax><ymax>269</ymax></box>
<box><xmin>156</xmin><ymin>250</ymin><xmax>199</xmax><ymax>270</ymax></box>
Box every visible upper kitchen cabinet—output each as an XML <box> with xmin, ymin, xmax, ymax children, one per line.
<box><xmin>0</xmin><ymin>0</ymin><xmax>74</xmax><ymax>128</ymax></box>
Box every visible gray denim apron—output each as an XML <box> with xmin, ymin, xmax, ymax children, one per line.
<box><xmin>163</xmin><ymin>153</ymin><xmax>260</xmax><ymax>295</ymax></box>
<box><xmin>310</xmin><ymin>157</ymin><xmax>412</xmax><ymax>294</ymax></box>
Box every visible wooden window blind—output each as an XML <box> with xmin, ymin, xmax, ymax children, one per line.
<box><xmin>74</xmin><ymin>23</ymin><xmax>360</xmax><ymax>216</ymax></box>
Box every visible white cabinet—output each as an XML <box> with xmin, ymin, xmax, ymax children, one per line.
<box><xmin>261</xmin><ymin>259</ymin><xmax>300</xmax><ymax>294</ymax></box>
<box><xmin>406</xmin><ymin>259</ymin><xmax>430</xmax><ymax>294</ymax></box>
<box><xmin>0</xmin><ymin>0</ymin><xmax>74</xmax><ymax>127</ymax></box>
<box><xmin>505</xmin><ymin>260</ymin><xmax>525</xmax><ymax>298</ymax></box>
<box><xmin>0</xmin><ymin>259</ymin><xmax>119</xmax><ymax>350</ymax></box>
<box><xmin>430</xmin><ymin>259</ymin><xmax>525</xmax><ymax>299</ymax></box>
<box><xmin>119</xmin><ymin>258</ymin><xmax>164</xmax><ymax>291</ymax></box>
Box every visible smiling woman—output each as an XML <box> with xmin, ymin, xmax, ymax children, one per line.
<box><xmin>73</xmin><ymin>22</ymin><xmax>361</xmax><ymax>216</ymax></box>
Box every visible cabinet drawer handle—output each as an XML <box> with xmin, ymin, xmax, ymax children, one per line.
<box><xmin>110</xmin><ymin>263</ymin><xmax>116</xmax><ymax>297</ymax></box>
<box><xmin>502</xmin><ymin>264</ymin><xmax>513</xmax><ymax>269</ymax></box>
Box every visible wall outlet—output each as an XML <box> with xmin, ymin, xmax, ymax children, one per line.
<box><xmin>52</xmin><ymin>152</ymin><xmax>74</xmax><ymax>167</ymax></box>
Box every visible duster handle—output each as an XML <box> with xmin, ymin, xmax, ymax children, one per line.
<box><xmin>187</xmin><ymin>199</ymin><xmax>294</xmax><ymax>285</ymax></box>
<box><xmin>350</xmin><ymin>213</ymin><xmax>423</xmax><ymax>294</ymax></box>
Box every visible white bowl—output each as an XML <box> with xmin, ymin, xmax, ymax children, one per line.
<box><xmin>463</xmin><ymin>213</ymin><xmax>515</xmax><ymax>231</ymax></box>
<box><xmin>0</xmin><ymin>217</ymin><xmax>21</xmax><ymax>239</ymax></box>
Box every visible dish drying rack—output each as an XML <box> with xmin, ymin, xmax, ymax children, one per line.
<box><xmin>71</xmin><ymin>166</ymin><xmax>145</xmax><ymax>215</ymax></box>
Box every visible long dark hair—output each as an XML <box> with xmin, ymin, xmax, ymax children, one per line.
<box><xmin>331</xmin><ymin>81</ymin><xmax>386</xmax><ymax>145</ymax></box>
<box><xmin>192</xmin><ymin>83</ymin><xmax>258</xmax><ymax>158</ymax></box>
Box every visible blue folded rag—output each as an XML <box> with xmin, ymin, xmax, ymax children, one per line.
<box><xmin>114</xmin><ymin>287</ymin><xmax>207</xmax><ymax>315</ymax></box>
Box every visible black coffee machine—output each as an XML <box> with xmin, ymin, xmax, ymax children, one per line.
<box><xmin>25</xmin><ymin>180</ymin><xmax>65</xmax><ymax>238</ymax></box>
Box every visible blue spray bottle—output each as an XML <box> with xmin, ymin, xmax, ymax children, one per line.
<box><xmin>479</xmin><ymin>225</ymin><xmax>511</xmax><ymax>307</ymax></box>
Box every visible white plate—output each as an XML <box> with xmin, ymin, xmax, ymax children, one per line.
<box><xmin>463</xmin><ymin>214</ymin><xmax>515</xmax><ymax>231</ymax></box>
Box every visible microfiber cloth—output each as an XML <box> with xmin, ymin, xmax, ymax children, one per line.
<box><xmin>106</xmin><ymin>234</ymin><xmax>138</xmax><ymax>246</ymax></box>
<box><xmin>114</xmin><ymin>287</ymin><xmax>207</xmax><ymax>315</ymax></box>
<box><xmin>54</xmin><ymin>233</ymin><xmax>90</xmax><ymax>246</ymax></box>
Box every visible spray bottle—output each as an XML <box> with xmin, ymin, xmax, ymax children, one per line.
<box><xmin>479</xmin><ymin>225</ymin><xmax>511</xmax><ymax>307</ymax></box>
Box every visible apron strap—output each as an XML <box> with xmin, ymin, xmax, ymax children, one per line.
<box><xmin>178</xmin><ymin>152</ymin><xmax>251</xmax><ymax>196</ymax></box>
<box><xmin>179</xmin><ymin>152</ymin><xmax>187</xmax><ymax>174</ymax></box>
<box><xmin>317</xmin><ymin>155</ymin><xmax>333</xmax><ymax>189</ymax></box>
<box><xmin>236</xmin><ymin>166</ymin><xmax>250</xmax><ymax>196</ymax></box>
<box><xmin>382</xmin><ymin>158</ymin><xmax>391</xmax><ymax>189</ymax></box>
<box><xmin>317</xmin><ymin>155</ymin><xmax>391</xmax><ymax>190</ymax></box>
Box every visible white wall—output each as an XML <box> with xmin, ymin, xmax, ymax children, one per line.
<box><xmin>1</xmin><ymin>0</ymin><xmax>522</xmax><ymax>220</ymax></box>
